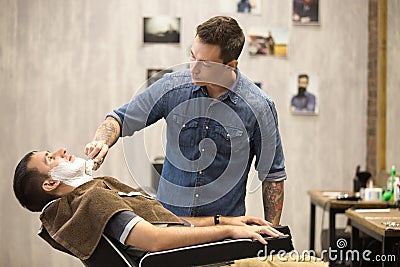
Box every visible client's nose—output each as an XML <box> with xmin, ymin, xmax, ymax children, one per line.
<box><xmin>53</xmin><ymin>148</ymin><xmax>67</xmax><ymax>158</ymax></box>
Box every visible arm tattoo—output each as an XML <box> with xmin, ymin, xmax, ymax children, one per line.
<box><xmin>262</xmin><ymin>180</ymin><xmax>284</xmax><ymax>225</ymax></box>
<box><xmin>94</xmin><ymin>120</ymin><xmax>120</xmax><ymax>146</ymax></box>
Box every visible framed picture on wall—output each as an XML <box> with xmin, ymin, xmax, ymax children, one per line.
<box><xmin>217</xmin><ymin>0</ymin><xmax>262</xmax><ymax>15</ymax></box>
<box><xmin>290</xmin><ymin>73</ymin><xmax>319</xmax><ymax>115</ymax></box>
<box><xmin>292</xmin><ymin>0</ymin><xmax>320</xmax><ymax>25</ymax></box>
<box><xmin>143</xmin><ymin>17</ymin><xmax>181</xmax><ymax>43</ymax></box>
<box><xmin>248</xmin><ymin>27</ymin><xmax>288</xmax><ymax>57</ymax></box>
<box><xmin>147</xmin><ymin>69</ymin><xmax>173</xmax><ymax>86</ymax></box>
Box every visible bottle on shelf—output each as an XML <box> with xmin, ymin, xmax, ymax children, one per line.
<box><xmin>383</xmin><ymin>165</ymin><xmax>399</xmax><ymax>201</ymax></box>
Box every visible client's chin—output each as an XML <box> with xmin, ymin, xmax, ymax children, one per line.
<box><xmin>49</xmin><ymin>158</ymin><xmax>93</xmax><ymax>187</ymax></box>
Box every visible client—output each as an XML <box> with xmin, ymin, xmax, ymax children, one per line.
<box><xmin>13</xmin><ymin>148</ymin><xmax>283</xmax><ymax>261</ymax></box>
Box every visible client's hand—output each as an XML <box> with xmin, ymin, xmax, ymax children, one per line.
<box><xmin>229</xmin><ymin>225</ymin><xmax>283</xmax><ymax>245</ymax></box>
<box><xmin>220</xmin><ymin>216</ymin><xmax>272</xmax><ymax>227</ymax></box>
<box><xmin>84</xmin><ymin>140</ymin><xmax>109</xmax><ymax>170</ymax></box>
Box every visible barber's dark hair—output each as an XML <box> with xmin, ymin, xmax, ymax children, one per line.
<box><xmin>298</xmin><ymin>74</ymin><xmax>309</xmax><ymax>81</ymax></box>
<box><xmin>196</xmin><ymin>16</ymin><xmax>245</xmax><ymax>64</ymax></box>
<box><xmin>13</xmin><ymin>151</ymin><xmax>58</xmax><ymax>212</ymax></box>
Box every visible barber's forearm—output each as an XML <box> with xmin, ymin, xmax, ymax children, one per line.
<box><xmin>85</xmin><ymin>117</ymin><xmax>121</xmax><ymax>166</ymax></box>
<box><xmin>94</xmin><ymin>117</ymin><xmax>120</xmax><ymax>147</ymax></box>
<box><xmin>262</xmin><ymin>180</ymin><xmax>284</xmax><ymax>225</ymax></box>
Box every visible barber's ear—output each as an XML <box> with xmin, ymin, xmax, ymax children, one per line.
<box><xmin>42</xmin><ymin>178</ymin><xmax>61</xmax><ymax>192</ymax></box>
<box><xmin>226</xmin><ymin>60</ymin><xmax>238</xmax><ymax>69</ymax></box>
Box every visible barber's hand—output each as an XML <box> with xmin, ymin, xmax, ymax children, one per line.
<box><xmin>221</xmin><ymin>216</ymin><xmax>273</xmax><ymax>226</ymax></box>
<box><xmin>84</xmin><ymin>140</ymin><xmax>109</xmax><ymax>170</ymax></box>
<box><xmin>229</xmin><ymin>225</ymin><xmax>283</xmax><ymax>245</ymax></box>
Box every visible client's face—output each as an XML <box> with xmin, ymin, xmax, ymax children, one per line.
<box><xmin>50</xmin><ymin>157</ymin><xmax>93</xmax><ymax>187</ymax></box>
<box><xmin>28</xmin><ymin>148</ymin><xmax>93</xmax><ymax>187</ymax></box>
<box><xmin>27</xmin><ymin>148</ymin><xmax>75</xmax><ymax>174</ymax></box>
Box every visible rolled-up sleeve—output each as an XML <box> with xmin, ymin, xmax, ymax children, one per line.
<box><xmin>254</xmin><ymin>99</ymin><xmax>286</xmax><ymax>182</ymax></box>
<box><xmin>106</xmin><ymin>74</ymin><xmax>169</xmax><ymax>137</ymax></box>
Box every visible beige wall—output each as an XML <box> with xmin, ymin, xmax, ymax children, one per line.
<box><xmin>0</xmin><ymin>0</ymin><xmax>397</xmax><ymax>266</ymax></box>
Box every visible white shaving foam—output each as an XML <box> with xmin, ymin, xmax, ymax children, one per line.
<box><xmin>49</xmin><ymin>157</ymin><xmax>93</xmax><ymax>187</ymax></box>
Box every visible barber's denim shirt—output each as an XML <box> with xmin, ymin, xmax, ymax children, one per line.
<box><xmin>108</xmin><ymin>69</ymin><xmax>286</xmax><ymax>217</ymax></box>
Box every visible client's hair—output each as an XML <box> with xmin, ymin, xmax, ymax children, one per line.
<box><xmin>196</xmin><ymin>16</ymin><xmax>245</xmax><ymax>64</ymax></box>
<box><xmin>13</xmin><ymin>151</ymin><xmax>58</xmax><ymax>212</ymax></box>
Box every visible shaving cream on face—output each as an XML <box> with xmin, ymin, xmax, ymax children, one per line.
<box><xmin>49</xmin><ymin>157</ymin><xmax>93</xmax><ymax>187</ymax></box>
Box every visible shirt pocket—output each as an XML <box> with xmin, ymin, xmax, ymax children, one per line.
<box><xmin>171</xmin><ymin>114</ymin><xmax>200</xmax><ymax>148</ymax></box>
<box><xmin>214</xmin><ymin>125</ymin><xmax>246</xmax><ymax>154</ymax></box>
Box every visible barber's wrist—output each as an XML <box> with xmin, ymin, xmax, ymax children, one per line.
<box><xmin>214</xmin><ymin>215</ymin><xmax>221</xmax><ymax>225</ymax></box>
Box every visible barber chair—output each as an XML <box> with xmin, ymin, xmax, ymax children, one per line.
<box><xmin>82</xmin><ymin>226</ymin><xmax>294</xmax><ymax>267</ymax></box>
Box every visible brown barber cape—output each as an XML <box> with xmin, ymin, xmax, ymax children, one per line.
<box><xmin>39</xmin><ymin>176</ymin><xmax>183</xmax><ymax>260</ymax></box>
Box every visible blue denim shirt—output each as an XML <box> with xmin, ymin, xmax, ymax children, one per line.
<box><xmin>108</xmin><ymin>69</ymin><xmax>286</xmax><ymax>216</ymax></box>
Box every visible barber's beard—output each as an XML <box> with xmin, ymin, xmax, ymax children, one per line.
<box><xmin>49</xmin><ymin>158</ymin><xmax>93</xmax><ymax>187</ymax></box>
<box><xmin>297</xmin><ymin>87</ymin><xmax>306</xmax><ymax>96</ymax></box>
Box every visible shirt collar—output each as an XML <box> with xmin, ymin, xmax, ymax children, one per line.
<box><xmin>191</xmin><ymin>68</ymin><xmax>241</xmax><ymax>105</ymax></box>
<box><xmin>192</xmin><ymin>85</ymin><xmax>204</xmax><ymax>93</ymax></box>
<box><xmin>228</xmin><ymin>69</ymin><xmax>241</xmax><ymax>104</ymax></box>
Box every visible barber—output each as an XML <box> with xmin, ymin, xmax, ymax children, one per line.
<box><xmin>85</xmin><ymin>16</ymin><xmax>286</xmax><ymax>225</ymax></box>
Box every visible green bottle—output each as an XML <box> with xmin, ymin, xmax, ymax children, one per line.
<box><xmin>382</xmin><ymin>165</ymin><xmax>396</xmax><ymax>201</ymax></box>
<box><xmin>390</xmin><ymin>166</ymin><xmax>396</xmax><ymax>202</ymax></box>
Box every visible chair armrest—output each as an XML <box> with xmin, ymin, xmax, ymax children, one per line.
<box><xmin>139</xmin><ymin>233</ymin><xmax>294</xmax><ymax>267</ymax></box>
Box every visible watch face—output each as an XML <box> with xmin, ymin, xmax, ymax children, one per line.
<box><xmin>214</xmin><ymin>215</ymin><xmax>221</xmax><ymax>225</ymax></box>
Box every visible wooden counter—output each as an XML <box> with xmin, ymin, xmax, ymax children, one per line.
<box><xmin>345</xmin><ymin>208</ymin><xmax>400</xmax><ymax>267</ymax></box>
<box><xmin>307</xmin><ymin>190</ymin><xmax>388</xmax><ymax>265</ymax></box>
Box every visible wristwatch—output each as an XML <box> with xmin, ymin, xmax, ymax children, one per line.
<box><xmin>214</xmin><ymin>215</ymin><xmax>221</xmax><ymax>225</ymax></box>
